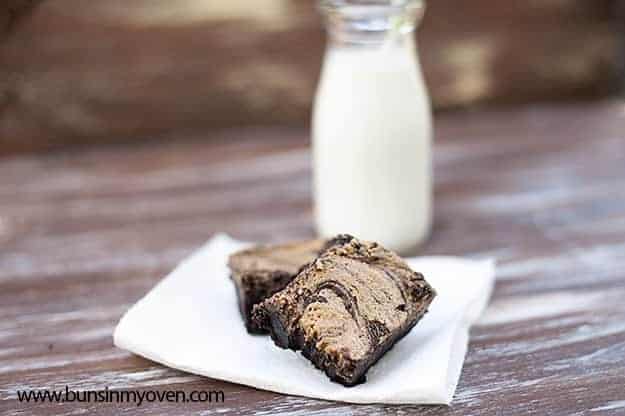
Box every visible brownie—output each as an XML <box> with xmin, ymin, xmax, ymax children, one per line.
<box><xmin>228</xmin><ymin>239</ymin><xmax>326</xmax><ymax>334</ymax></box>
<box><xmin>252</xmin><ymin>234</ymin><xmax>436</xmax><ymax>386</ymax></box>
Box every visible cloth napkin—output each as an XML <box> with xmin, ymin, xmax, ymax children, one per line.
<box><xmin>114</xmin><ymin>234</ymin><xmax>495</xmax><ymax>405</ymax></box>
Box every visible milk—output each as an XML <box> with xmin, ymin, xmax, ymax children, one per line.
<box><xmin>312</xmin><ymin>37</ymin><xmax>432</xmax><ymax>254</ymax></box>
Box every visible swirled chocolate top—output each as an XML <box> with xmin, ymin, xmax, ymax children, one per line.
<box><xmin>253</xmin><ymin>234</ymin><xmax>436</xmax><ymax>386</ymax></box>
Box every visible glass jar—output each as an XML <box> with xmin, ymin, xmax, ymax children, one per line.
<box><xmin>312</xmin><ymin>0</ymin><xmax>432</xmax><ymax>254</ymax></box>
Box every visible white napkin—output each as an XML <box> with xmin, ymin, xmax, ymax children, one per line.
<box><xmin>114</xmin><ymin>234</ymin><xmax>495</xmax><ymax>405</ymax></box>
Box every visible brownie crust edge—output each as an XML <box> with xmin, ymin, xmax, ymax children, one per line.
<box><xmin>252</xmin><ymin>234</ymin><xmax>437</xmax><ymax>386</ymax></box>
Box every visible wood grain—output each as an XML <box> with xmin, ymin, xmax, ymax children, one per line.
<box><xmin>0</xmin><ymin>0</ymin><xmax>621</xmax><ymax>153</ymax></box>
<box><xmin>1</xmin><ymin>100</ymin><xmax>625</xmax><ymax>414</ymax></box>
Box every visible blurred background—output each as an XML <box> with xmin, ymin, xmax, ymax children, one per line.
<box><xmin>1</xmin><ymin>0</ymin><xmax>624</xmax><ymax>155</ymax></box>
<box><xmin>2</xmin><ymin>5</ymin><xmax>625</xmax><ymax>412</ymax></box>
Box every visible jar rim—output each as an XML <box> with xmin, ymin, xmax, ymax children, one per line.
<box><xmin>318</xmin><ymin>0</ymin><xmax>425</xmax><ymax>19</ymax></box>
<box><xmin>319</xmin><ymin>0</ymin><xmax>424</xmax><ymax>9</ymax></box>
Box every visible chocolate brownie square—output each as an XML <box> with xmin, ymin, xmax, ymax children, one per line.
<box><xmin>252</xmin><ymin>235</ymin><xmax>436</xmax><ymax>386</ymax></box>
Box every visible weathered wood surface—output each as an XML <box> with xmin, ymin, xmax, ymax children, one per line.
<box><xmin>1</xmin><ymin>100</ymin><xmax>625</xmax><ymax>415</ymax></box>
<box><xmin>1</xmin><ymin>0</ymin><xmax>622</xmax><ymax>153</ymax></box>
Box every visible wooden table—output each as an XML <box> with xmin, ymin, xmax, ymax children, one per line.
<box><xmin>1</xmin><ymin>100</ymin><xmax>625</xmax><ymax>415</ymax></box>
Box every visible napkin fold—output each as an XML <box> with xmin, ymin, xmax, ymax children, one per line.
<box><xmin>114</xmin><ymin>234</ymin><xmax>495</xmax><ymax>405</ymax></box>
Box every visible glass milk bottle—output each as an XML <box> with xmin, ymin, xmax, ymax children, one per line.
<box><xmin>312</xmin><ymin>0</ymin><xmax>432</xmax><ymax>254</ymax></box>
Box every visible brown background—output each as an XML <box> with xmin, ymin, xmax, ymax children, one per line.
<box><xmin>2</xmin><ymin>2</ymin><xmax>625</xmax><ymax>415</ymax></box>
<box><xmin>1</xmin><ymin>0</ymin><xmax>624</xmax><ymax>154</ymax></box>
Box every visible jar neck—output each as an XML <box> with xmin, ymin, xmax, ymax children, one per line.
<box><xmin>319</xmin><ymin>0</ymin><xmax>424</xmax><ymax>47</ymax></box>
